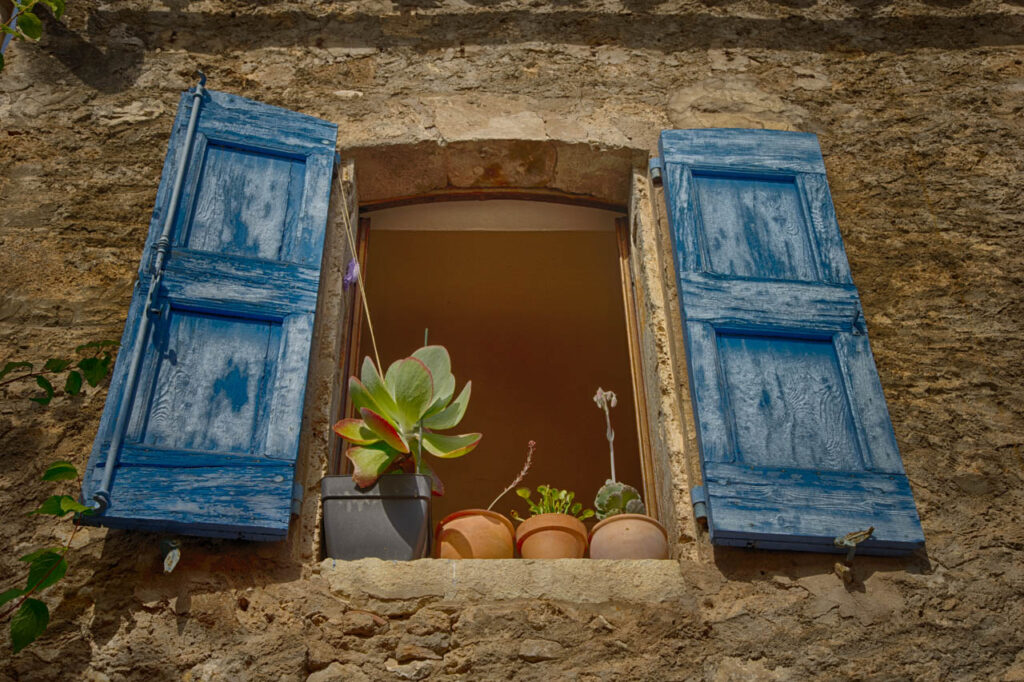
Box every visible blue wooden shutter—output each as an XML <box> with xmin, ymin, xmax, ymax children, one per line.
<box><xmin>660</xmin><ymin>129</ymin><xmax>924</xmax><ymax>555</ymax></box>
<box><xmin>81</xmin><ymin>88</ymin><xmax>337</xmax><ymax>540</ymax></box>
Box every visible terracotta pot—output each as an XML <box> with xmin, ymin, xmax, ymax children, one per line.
<box><xmin>588</xmin><ymin>513</ymin><xmax>669</xmax><ymax>559</ymax></box>
<box><xmin>435</xmin><ymin>509</ymin><xmax>515</xmax><ymax>559</ymax></box>
<box><xmin>515</xmin><ymin>513</ymin><xmax>588</xmax><ymax>559</ymax></box>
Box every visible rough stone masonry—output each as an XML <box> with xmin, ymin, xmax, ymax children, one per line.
<box><xmin>1</xmin><ymin>0</ymin><xmax>1023</xmax><ymax>680</ymax></box>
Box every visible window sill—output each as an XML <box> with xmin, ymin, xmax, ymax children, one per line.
<box><xmin>316</xmin><ymin>558</ymin><xmax>686</xmax><ymax>607</ymax></box>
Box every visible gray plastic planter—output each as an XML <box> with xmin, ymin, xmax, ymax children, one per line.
<box><xmin>321</xmin><ymin>474</ymin><xmax>431</xmax><ymax>560</ymax></box>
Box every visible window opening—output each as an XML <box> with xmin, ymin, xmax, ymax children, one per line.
<box><xmin>337</xmin><ymin>199</ymin><xmax>654</xmax><ymax>525</ymax></box>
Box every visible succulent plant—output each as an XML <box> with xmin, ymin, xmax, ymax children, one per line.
<box><xmin>332</xmin><ymin>345</ymin><xmax>481</xmax><ymax>495</ymax></box>
<box><xmin>594</xmin><ymin>479</ymin><xmax>646</xmax><ymax>520</ymax></box>
<box><xmin>592</xmin><ymin>386</ymin><xmax>648</xmax><ymax>520</ymax></box>
<box><xmin>511</xmin><ymin>485</ymin><xmax>594</xmax><ymax>522</ymax></box>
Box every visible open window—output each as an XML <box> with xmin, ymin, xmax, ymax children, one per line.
<box><xmin>332</xmin><ymin>199</ymin><xmax>658</xmax><ymax>525</ymax></box>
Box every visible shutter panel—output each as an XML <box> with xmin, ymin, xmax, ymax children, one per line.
<box><xmin>81</xmin><ymin>88</ymin><xmax>337</xmax><ymax>540</ymax></box>
<box><xmin>660</xmin><ymin>129</ymin><xmax>924</xmax><ymax>556</ymax></box>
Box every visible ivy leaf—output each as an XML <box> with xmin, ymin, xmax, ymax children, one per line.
<box><xmin>30</xmin><ymin>375</ymin><xmax>55</xmax><ymax>405</ymax></box>
<box><xmin>24</xmin><ymin>552</ymin><xmax>67</xmax><ymax>593</ymax></box>
<box><xmin>64</xmin><ymin>371</ymin><xmax>82</xmax><ymax>396</ymax></box>
<box><xmin>0</xmin><ymin>588</ymin><xmax>24</xmax><ymax>607</ymax></box>
<box><xmin>43</xmin><ymin>359</ymin><xmax>71</xmax><ymax>372</ymax></box>
<box><xmin>11</xmin><ymin>599</ymin><xmax>49</xmax><ymax>652</ymax></box>
<box><xmin>0</xmin><ymin>361</ymin><xmax>32</xmax><ymax>380</ymax></box>
<box><xmin>31</xmin><ymin>495</ymin><xmax>89</xmax><ymax>516</ymax></box>
<box><xmin>38</xmin><ymin>0</ymin><xmax>65</xmax><ymax>19</ymax></box>
<box><xmin>42</xmin><ymin>461</ymin><xmax>78</xmax><ymax>482</ymax></box>
<box><xmin>77</xmin><ymin>358</ymin><xmax>107</xmax><ymax>387</ymax></box>
<box><xmin>75</xmin><ymin>340</ymin><xmax>117</xmax><ymax>353</ymax></box>
<box><xmin>31</xmin><ymin>496</ymin><xmax>66</xmax><ymax>516</ymax></box>
<box><xmin>17</xmin><ymin>12</ymin><xmax>43</xmax><ymax>40</ymax></box>
<box><xmin>18</xmin><ymin>547</ymin><xmax>65</xmax><ymax>563</ymax></box>
<box><xmin>35</xmin><ymin>375</ymin><xmax>55</xmax><ymax>398</ymax></box>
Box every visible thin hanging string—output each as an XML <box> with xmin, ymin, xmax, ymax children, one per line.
<box><xmin>338</xmin><ymin>177</ymin><xmax>381</xmax><ymax>371</ymax></box>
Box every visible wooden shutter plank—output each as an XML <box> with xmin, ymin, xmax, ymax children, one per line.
<box><xmin>704</xmin><ymin>462</ymin><xmax>925</xmax><ymax>553</ymax></box>
<box><xmin>677</xmin><ymin>273</ymin><xmax>860</xmax><ymax>331</ymax></box>
<box><xmin>661</xmin><ymin>129</ymin><xmax>827</xmax><ymax>175</ymax></box>
<box><xmin>85</xmin><ymin>463</ymin><xmax>295</xmax><ymax>540</ymax></box>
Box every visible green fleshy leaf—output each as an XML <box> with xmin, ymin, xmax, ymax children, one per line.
<box><xmin>11</xmin><ymin>598</ymin><xmax>49</xmax><ymax>652</ymax></box>
<box><xmin>359</xmin><ymin>357</ymin><xmax>399</xmax><ymax>417</ymax></box>
<box><xmin>25</xmin><ymin>552</ymin><xmax>67</xmax><ymax>593</ymax></box>
<box><xmin>348</xmin><ymin>377</ymin><xmax>382</xmax><ymax>414</ymax></box>
<box><xmin>43</xmin><ymin>359</ymin><xmax>71</xmax><ymax>372</ymax></box>
<box><xmin>332</xmin><ymin>418</ymin><xmax>381</xmax><ymax>446</ymax></box>
<box><xmin>64</xmin><ymin>371</ymin><xmax>82</xmax><ymax>396</ymax></box>
<box><xmin>0</xmin><ymin>361</ymin><xmax>33</xmax><ymax>379</ymax></box>
<box><xmin>29</xmin><ymin>396</ymin><xmax>51</xmax><ymax>406</ymax></box>
<box><xmin>17</xmin><ymin>11</ymin><xmax>42</xmax><ymax>40</ymax></box>
<box><xmin>422</xmin><ymin>381</ymin><xmax>471</xmax><ymax>431</ymax></box>
<box><xmin>411</xmin><ymin>346</ymin><xmax>454</xmax><ymax>414</ymax></box>
<box><xmin>421</xmin><ymin>431</ymin><xmax>481</xmax><ymax>459</ymax></box>
<box><xmin>411</xmin><ymin>346</ymin><xmax>451</xmax><ymax>384</ymax></box>
<box><xmin>383</xmin><ymin>357</ymin><xmax>434</xmax><ymax>429</ymax></box>
<box><xmin>359</xmin><ymin>408</ymin><xmax>409</xmax><ymax>453</ymax></box>
<box><xmin>345</xmin><ymin>444</ymin><xmax>400</xmax><ymax>489</ymax></box>
<box><xmin>0</xmin><ymin>588</ymin><xmax>23</xmax><ymax>607</ymax></box>
<box><xmin>41</xmin><ymin>461</ymin><xmax>77</xmax><ymax>482</ymax></box>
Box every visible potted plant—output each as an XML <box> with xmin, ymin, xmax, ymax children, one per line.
<box><xmin>434</xmin><ymin>440</ymin><xmax>535</xmax><ymax>559</ymax></box>
<box><xmin>512</xmin><ymin>485</ymin><xmax>594</xmax><ymax>559</ymax></box>
<box><xmin>588</xmin><ymin>388</ymin><xmax>669</xmax><ymax>560</ymax></box>
<box><xmin>322</xmin><ymin>345</ymin><xmax>481</xmax><ymax>560</ymax></box>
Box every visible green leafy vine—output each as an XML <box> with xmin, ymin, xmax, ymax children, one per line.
<box><xmin>0</xmin><ymin>0</ymin><xmax>66</xmax><ymax>72</ymax></box>
<box><xmin>0</xmin><ymin>340</ymin><xmax>117</xmax><ymax>405</ymax></box>
<box><xmin>1</xmin><ymin>461</ymin><xmax>94</xmax><ymax>652</ymax></box>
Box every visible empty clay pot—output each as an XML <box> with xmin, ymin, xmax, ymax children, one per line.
<box><xmin>515</xmin><ymin>513</ymin><xmax>588</xmax><ymax>559</ymax></box>
<box><xmin>435</xmin><ymin>509</ymin><xmax>515</xmax><ymax>559</ymax></box>
<box><xmin>588</xmin><ymin>513</ymin><xmax>669</xmax><ymax>559</ymax></box>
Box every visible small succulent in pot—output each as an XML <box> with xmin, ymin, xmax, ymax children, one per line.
<box><xmin>593</xmin><ymin>387</ymin><xmax>646</xmax><ymax>520</ymax></box>
<box><xmin>333</xmin><ymin>345</ymin><xmax>481</xmax><ymax>495</ymax></box>
<box><xmin>594</xmin><ymin>479</ymin><xmax>646</xmax><ymax>520</ymax></box>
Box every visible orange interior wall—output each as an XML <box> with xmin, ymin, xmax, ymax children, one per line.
<box><xmin>355</xmin><ymin>205</ymin><xmax>643</xmax><ymax>525</ymax></box>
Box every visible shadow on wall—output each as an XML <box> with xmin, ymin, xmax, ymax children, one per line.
<box><xmin>711</xmin><ymin>545</ymin><xmax>933</xmax><ymax>594</ymax></box>
<box><xmin>36</xmin><ymin>2</ymin><xmax>1024</xmax><ymax>94</ymax></box>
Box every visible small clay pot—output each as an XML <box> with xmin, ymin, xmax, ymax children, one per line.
<box><xmin>515</xmin><ymin>513</ymin><xmax>588</xmax><ymax>559</ymax></box>
<box><xmin>588</xmin><ymin>513</ymin><xmax>669</xmax><ymax>559</ymax></box>
<box><xmin>435</xmin><ymin>509</ymin><xmax>515</xmax><ymax>559</ymax></box>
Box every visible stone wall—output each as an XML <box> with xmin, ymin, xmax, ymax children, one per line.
<box><xmin>1</xmin><ymin>0</ymin><xmax>1023</xmax><ymax>679</ymax></box>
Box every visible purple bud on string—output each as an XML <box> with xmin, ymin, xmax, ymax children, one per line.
<box><xmin>343</xmin><ymin>258</ymin><xmax>360</xmax><ymax>291</ymax></box>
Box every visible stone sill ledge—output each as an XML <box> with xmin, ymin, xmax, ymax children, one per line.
<box><xmin>318</xmin><ymin>558</ymin><xmax>688</xmax><ymax>605</ymax></box>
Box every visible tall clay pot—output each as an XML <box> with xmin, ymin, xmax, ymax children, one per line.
<box><xmin>588</xmin><ymin>513</ymin><xmax>669</xmax><ymax>559</ymax></box>
<box><xmin>435</xmin><ymin>509</ymin><xmax>515</xmax><ymax>559</ymax></box>
<box><xmin>515</xmin><ymin>513</ymin><xmax>588</xmax><ymax>559</ymax></box>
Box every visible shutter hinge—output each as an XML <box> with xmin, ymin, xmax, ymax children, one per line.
<box><xmin>291</xmin><ymin>481</ymin><xmax>304</xmax><ymax>516</ymax></box>
<box><xmin>648</xmin><ymin>157</ymin><xmax>663</xmax><ymax>186</ymax></box>
<box><xmin>690</xmin><ymin>485</ymin><xmax>708</xmax><ymax>524</ymax></box>
<box><xmin>852</xmin><ymin>308</ymin><xmax>867</xmax><ymax>336</ymax></box>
